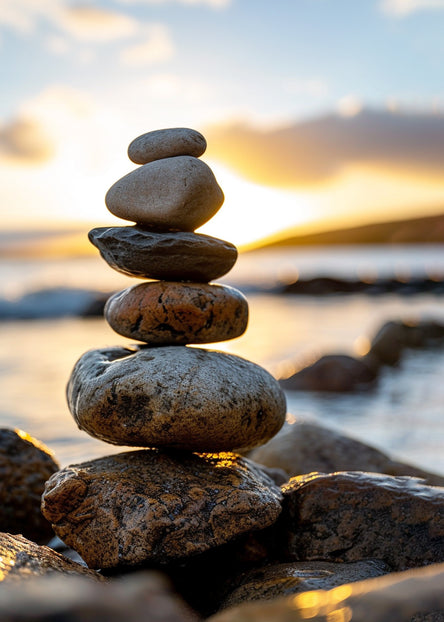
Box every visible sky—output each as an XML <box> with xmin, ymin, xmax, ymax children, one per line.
<box><xmin>2</xmin><ymin>0</ymin><xmax>444</xmax><ymax>247</ymax></box>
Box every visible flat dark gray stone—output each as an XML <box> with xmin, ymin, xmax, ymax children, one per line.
<box><xmin>88</xmin><ymin>227</ymin><xmax>237</xmax><ymax>282</ymax></box>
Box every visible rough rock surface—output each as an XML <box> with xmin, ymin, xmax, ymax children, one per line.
<box><xmin>67</xmin><ymin>345</ymin><xmax>286</xmax><ymax>451</ymax></box>
<box><xmin>248</xmin><ymin>421</ymin><xmax>444</xmax><ymax>486</ymax></box>
<box><xmin>0</xmin><ymin>571</ymin><xmax>198</xmax><ymax>621</ymax></box>
<box><xmin>41</xmin><ymin>450</ymin><xmax>283</xmax><ymax>569</ymax></box>
<box><xmin>88</xmin><ymin>227</ymin><xmax>237</xmax><ymax>282</ymax></box>
<box><xmin>280</xmin><ymin>471</ymin><xmax>444</xmax><ymax>571</ymax></box>
<box><xmin>279</xmin><ymin>354</ymin><xmax>377</xmax><ymax>392</ymax></box>
<box><xmin>0</xmin><ymin>532</ymin><xmax>102</xmax><ymax>581</ymax></box>
<box><xmin>209</xmin><ymin>562</ymin><xmax>444</xmax><ymax>622</ymax></box>
<box><xmin>128</xmin><ymin>127</ymin><xmax>206</xmax><ymax>165</ymax></box>
<box><xmin>0</xmin><ymin>428</ymin><xmax>59</xmax><ymax>543</ymax></box>
<box><xmin>105</xmin><ymin>282</ymin><xmax>248</xmax><ymax>344</ymax></box>
<box><xmin>219</xmin><ymin>559</ymin><xmax>390</xmax><ymax>610</ymax></box>
<box><xmin>105</xmin><ymin>156</ymin><xmax>224</xmax><ymax>231</ymax></box>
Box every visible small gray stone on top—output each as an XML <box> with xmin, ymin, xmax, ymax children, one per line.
<box><xmin>128</xmin><ymin>128</ymin><xmax>206</xmax><ymax>165</ymax></box>
<box><xmin>105</xmin><ymin>156</ymin><xmax>224</xmax><ymax>231</ymax></box>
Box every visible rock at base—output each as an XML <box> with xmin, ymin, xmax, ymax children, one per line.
<box><xmin>105</xmin><ymin>281</ymin><xmax>248</xmax><ymax>344</ymax></box>
<box><xmin>41</xmin><ymin>450</ymin><xmax>283</xmax><ymax>569</ymax></box>
<box><xmin>208</xmin><ymin>562</ymin><xmax>444</xmax><ymax>622</ymax></box>
<box><xmin>219</xmin><ymin>559</ymin><xmax>390</xmax><ymax>610</ymax></box>
<box><xmin>248</xmin><ymin>421</ymin><xmax>444</xmax><ymax>487</ymax></box>
<box><xmin>67</xmin><ymin>345</ymin><xmax>286</xmax><ymax>452</ymax></box>
<box><xmin>0</xmin><ymin>571</ymin><xmax>198</xmax><ymax>622</ymax></box>
<box><xmin>0</xmin><ymin>532</ymin><xmax>102</xmax><ymax>581</ymax></box>
<box><xmin>0</xmin><ymin>428</ymin><xmax>59</xmax><ymax>543</ymax></box>
<box><xmin>88</xmin><ymin>227</ymin><xmax>238</xmax><ymax>282</ymax></box>
<box><xmin>280</xmin><ymin>471</ymin><xmax>444</xmax><ymax>571</ymax></box>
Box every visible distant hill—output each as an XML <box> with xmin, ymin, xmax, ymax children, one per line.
<box><xmin>257</xmin><ymin>213</ymin><xmax>444</xmax><ymax>248</ymax></box>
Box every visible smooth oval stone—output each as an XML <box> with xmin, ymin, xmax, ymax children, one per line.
<box><xmin>88</xmin><ymin>226</ymin><xmax>238</xmax><ymax>282</ymax></box>
<box><xmin>41</xmin><ymin>450</ymin><xmax>283</xmax><ymax>568</ymax></box>
<box><xmin>105</xmin><ymin>282</ymin><xmax>248</xmax><ymax>345</ymax></box>
<box><xmin>67</xmin><ymin>345</ymin><xmax>286</xmax><ymax>452</ymax></box>
<box><xmin>128</xmin><ymin>128</ymin><xmax>206</xmax><ymax>165</ymax></box>
<box><xmin>105</xmin><ymin>156</ymin><xmax>224</xmax><ymax>231</ymax></box>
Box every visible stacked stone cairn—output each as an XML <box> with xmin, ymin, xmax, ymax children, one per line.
<box><xmin>41</xmin><ymin>128</ymin><xmax>287</xmax><ymax>572</ymax></box>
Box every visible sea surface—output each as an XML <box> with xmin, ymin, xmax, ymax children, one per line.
<box><xmin>1</xmin><ymin>244</ymin><xmax>444</xmax><ymax>474</ymax></box>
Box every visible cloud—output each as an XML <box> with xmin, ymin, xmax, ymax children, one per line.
<box><xmin>117</xmin><ymin>0</ymin><xmax>231</xmax><ymax>7</ymax></box>
<box><xmin>0</xmin><ymin>117</ymin><xmax>55</xmax><ymax>164</ymax></box>
<box><xmin>205</xmin><ymin>109</ymin><xmax>444</xmax><ymax>187</ymax></box>
<box><xmin>120</xmin><ymin>24</ymin><xmax>174</xmax><ymax>65</ymax></box>
<box><xmin>54</xmin><ymin>5</ymin><xmax>137</xmax><ymax>42</ymax></box>
<box><xmin>380</xmin><ymin>0</ymin><xmax>444</xmax><ymax>17</ymax></box>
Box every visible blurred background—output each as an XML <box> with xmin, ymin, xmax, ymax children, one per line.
<box><xmin>1</xmin><ymin>0</ymin><xmax>444</xmax><ymax>472</ymax></box>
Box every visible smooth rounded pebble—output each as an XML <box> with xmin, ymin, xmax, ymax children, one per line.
<box><xmin>105</xmin><ymin>281</ymin><xmax>248</xmax><ymax>344</ymax></box>
<box><xmin>66</xmin><ymin>345</ymin><xmax>286</xmax><ymax>452</ymax></box>
<box><xmin>88</xmin><ymin>226</ymin><xmax>238</xmax><ymax>282</ymax></box>
<box><xmin>105</xmin><ymin>156</ymin><xmax>224</xmax><ymax>231</ymax></box>
<box><xmin>41</xmin><ymin>450</ymin><xmax>283</xmax><ymax>568</ymax></box>
<box><xmin>128</xmin><ymin>128</ymin><xmax>206</xmax><ymax>165</ymax></box>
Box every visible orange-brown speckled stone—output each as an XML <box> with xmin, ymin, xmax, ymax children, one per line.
<box><xmin>41</xmin><ymin>450</ymin><xmax>283</xmax><ymax>569</ymax></box>
<box><xmin>104</xmin><ymin>281</ymin><xmax>248</xmax><ymax>344</ymax></box>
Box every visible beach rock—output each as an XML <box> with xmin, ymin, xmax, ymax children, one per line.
<box><xmin>0</xmin><ymin>428</ymin><xmax>59</xmax><ymax>543</ymax></box>
<box><xmin>366</xmin><ymin>321</ymin><xmax>408</xmax><ymax>367</ymax></box>
<box><xmin>219</xmin><ymin>559</ymin><xmax>390</xmax><ymax>610</ymax></box>
<box><xmin>0</xmin><ymin>532</ymin><xmax>103</xmax><ymax>582</ymax></box>
<box><xmin>209</xmin><ymin>562</ymin><xmax>444</xmax><ymax>622</ymax></box>
<box><xmin>279</xmin><ymin>471</ymin><xmax>444</xmax><ymax>571</ymax></box>
<box><xmin>88</xmin><ymin>227</ymin><xmax>237</xmax><ymax>282</ymax></box>
<box><xmin>248</xmin><ymin>421</ymin><xmax>444</xmax><ymax>486</ymax></box>
<box><xmin>41</xmin><ymin>450</ymin><xmax>283</xmax><ymax>569</ymax></box>
<box><xmin>279</xmin><ymin>354</ymin><xmax>377</xmax><ymax>392</ymax></box>
<box><xmin>67</xmin><ymin>345</ymin><xmax>286</xmax><ymax>452</ymax></box>
<box><xmin>0</xmin><ymin>571</ymin><xmax>198</xmax><ymax>622</ymax></box>
<box><xmin>105</xmin><ymin>156</ymin><xmax>224</xmax><ymax>231</ymax></box>
<box><xmin>128</xmin><ymin>127</ymin><xmax>206</xmax><ymax>165</ymax></box>
<box><xmin>105</xmin><ymin>282</ymin><xmax>248</xmax><ymax>345</ymax></box>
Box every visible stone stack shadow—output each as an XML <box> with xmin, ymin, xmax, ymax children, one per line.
<box><xmin>41</xmin><ymin>128</ymin><xmax>287</xmax><ymax>571</ymax></box>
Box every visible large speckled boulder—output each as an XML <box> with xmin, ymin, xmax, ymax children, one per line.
<box><xmin>67</xmin><ymin>345</ymin><xmax>286</xmax><ymax>452</ymax></box>
<box><xmin>219</xmin><ymin>559</ymin><xmax>390</xmax><ymax>610</ymax></box>
<box><xmin>0</xmin><ymin>428</ymin><xmax>59</xmax><ymax>543</ymax></box>
<box><xmin>0</xmin><ymin>532</ymin><xmax>102</xmax><ymax>582</ymax></box>
<box><xmin>0</xmin><ymin>571</ymin><xmax>198</xmax><ymax>622</ymax></box>
<box><xmin>41</xmin><ymin>450</ymin><xmax>283</xmax><ymax>569</ymax></box>
<box><xmin>280</xmin><ymin>472</ymin><xmax>444</xmax><ymax>571</ymax></box>
<box><xmin>105</xmin><ymin>282</ymin><xmax>248</xmax><ymax>344</ymax></box>
<box><xmin>248</xmin><ymin>421</ymin><xmax>444</xmax><ymax>487</ymax></box>
<box><xmin>88</xmin><ymin>227</ymin><xmax>237</xmax><ymax>282</ymax></box>
<box><xmin>209</xmin><ymin>563</ymin><xmax>444</xmax><ymax>622</ymax></box>
<box><xmin>105</xmin><ymin>156</ymin><xmax>224</xmax><ymax>231</ymax></box>
<box><xmin>128</xmin><ymin>127</ymin><xmax>206</xmax><ymax>164</ymax></box>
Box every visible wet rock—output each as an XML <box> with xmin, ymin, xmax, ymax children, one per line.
<box><xmin>0</xmin><ymin>571</ymin><xmax>198</xmax><ymax>621</ymax></box>
<box><xmin>219</xmin><ymin>559</ymin><xmax>390</xmax><ymax>609</ymax></box>
<box><xmin>67</xmin><ymin>345</ymin><xmax>286</xmax><ymax>452</ymax></box>
<box><xmin>280</xmin><ymin>472</ymin><xmax>444</xmax><ymax>571</ymax></box>
<box><xmin>0</xmin><ymin>428</ymin><xmax>59</xmax><ymax>543</ymax></box>
<box><xmin>128</xmin><ymin>127</ymin><xmax>206</xmax><ymax>165</ymax></box>
<box><xmin>88</xmin><ymin>227</ymin><xmax>237</xmax><ymax>282</ymax></box>
<box><xmin>248</xmin><ymin>421</ymin><xmax>444</xmax><ymax>487</ymax></box>
<box><xmin>105</xmin><ymin>156</ymin><xmax>224</xmax><ymax>231</ymax></box>
<box><xmin>41</xmin><ymin>450</ymin><xmax>283</xmax><ymax>569</ymax></box>
<box><xmin>366</xmin><ymin>321</ymin><xmax>410</xmax><ymax>367</ymax></box>
<box><xmin>105</xmin><ymin>281</ymin><xmax>248</xmax><ymax>345</ymax></box>
<box><xmin>279</xmin><ymin>354</ymin><xmax>377</xmax><ymax>392</ymax></box>
<box><xmin>0</xmin><ymin>532</ymin><xmax>102</xmax><ymax>581</ymax></box>
<box><xmin>208</xmin><ymin>562</ymin><xmax>444</xmax><ymax>622</ymax></box>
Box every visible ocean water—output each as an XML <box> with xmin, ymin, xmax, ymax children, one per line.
<box><xmin>1</xmin><ymin>245</ymin><xmax>444</xmax><ymax>474</ymax></box>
